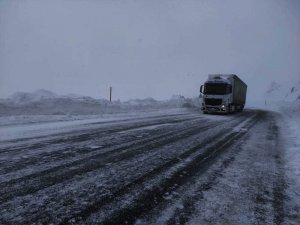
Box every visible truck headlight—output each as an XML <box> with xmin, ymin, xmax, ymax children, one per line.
<box><xmin>221</xmin><ymin>104</ymin><xmax>225</xmax><ymax>108</ymax></box>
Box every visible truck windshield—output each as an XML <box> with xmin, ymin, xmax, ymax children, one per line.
<box><xmin>204</xmin><ymin>83</ymin><xmax>231</xmax><ymax>95</ymax></box>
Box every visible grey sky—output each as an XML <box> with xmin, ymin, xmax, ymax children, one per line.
<box><xmin>0</xmin><ymin>0</ymin><xmax>300</xmax><ymax>103</ymax></box>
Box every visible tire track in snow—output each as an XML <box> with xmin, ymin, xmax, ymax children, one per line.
<box><xmin>0</xmin><ymin>110</ymin><xmax>255</xmax><ymax>225</ymax></box>
<box><xmin>0</xmin><ymin>113</ymin><xmax>200</xmax><ymax>152</ymax></box>
<box><xmin>155</xmin><ymin>111</ymin><xmax>286</xmax><ymax>225</ymax></box>
<box><xmin>162</xmin><ymin>112</ymin><xmax>262</xmax><ymax>225</ymax></box>
<box><xmin>58</xmin><ymin>111</ymin><xmax>260</xmax><ymax>224</ymax></box>
<box><xmin>267</xmin><ymin>116</ymin><xmax>286</xmax><ymax>225</ymax></box>
<box><xmin>0</xmin><ymin>113</ymin><xmax>189</xmax><ymax>143</ymax></box>
<box><xmin>0</xmin><ymin>115</ymin><xmax>202</xmax><ymax>177</ymax></box>
<box><xmin>0</xmin><ymin>116</ymin><xmax>223</xmax><ymax>202</ymax></box>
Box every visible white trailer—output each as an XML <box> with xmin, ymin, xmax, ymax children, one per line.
<box><xmin>200</xmin><ymin>74</ymin><xmax>247</xmax><ymax>114</ymax></box>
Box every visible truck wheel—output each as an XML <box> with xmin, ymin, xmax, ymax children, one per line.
<box><xmin>228</xmin><ymin>105</ymin><xmax>232</xmax><ymax>114</ymax></box>
<box><xmin>229</xmin><ymin>105</ymin><xmax>235</xmax><ymax>113</ymax></box>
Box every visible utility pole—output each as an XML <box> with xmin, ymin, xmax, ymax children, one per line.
<box><xmin>109</xmin><ymin>86</ymin><xmax>112</xmax><ymax>102</ymax></box>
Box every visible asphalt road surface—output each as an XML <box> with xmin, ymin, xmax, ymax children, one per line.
<box><xmin>0</xmin><ymin>109</ymin><xmax>289</xmax><ymax>225</ymax></box>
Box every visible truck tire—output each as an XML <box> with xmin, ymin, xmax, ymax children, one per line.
<box><xmin>228</xmin><ymin>105</ymin><xmax>233</xmax><ymax>114</ymax></box>
<box><xmin>229</xmin><ymin>104</ymin><xmax>235</xmax><ymax>114</ymax></box>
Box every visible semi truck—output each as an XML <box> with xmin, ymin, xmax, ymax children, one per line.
<box><xmin>200</xmin><ymin>74</ymin><xmax>247</xmax><ymax>114</ymax></box>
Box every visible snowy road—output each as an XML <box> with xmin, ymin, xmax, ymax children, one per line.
<box><xmin>0</xmin><ymin>109</ymin><xmax>290</xmax><ymax>224</ymax></box>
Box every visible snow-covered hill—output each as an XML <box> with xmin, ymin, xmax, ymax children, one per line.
<box><xmin>264</xmin><ymin>78</ymin><xmax>300</xmax><ymax>117</ymax></box>
<box><xmin>0</xmin><ymin>90</ymin><xmax>200</xmax><ymax>116</ymax></box>
<box><xmin>266</xmin><ymin>79</ymin><xmax>300</xmax><ymax>101</ymax></box>
<box><xmin>10</xmin><ymin>89</ymin><xmax>58</xmax><ymax>104</ymax></box>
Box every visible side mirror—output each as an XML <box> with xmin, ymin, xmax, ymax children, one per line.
<box><xmin>200</xmin><ymin>85</ymin><xmax>203</xmax><ymax>93</ymax></box>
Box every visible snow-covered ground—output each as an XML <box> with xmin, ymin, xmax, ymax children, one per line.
<box><xmin>282</xmin><ymin>114</ymin><xmax>300</xmax><ymax>223</ymax></box>
<box><xmin>0</xmin><ymin>87</ymin><xmax>299</xmax><ymax>224</ymax></box>
<box><xmin>277</xmin><ymin>102</ymin><xmax>300</xmax><ymax>223</ymax></box>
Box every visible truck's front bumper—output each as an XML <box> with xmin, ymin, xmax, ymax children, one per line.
<box><xmin>202</xmin><ymin>105</ymin><xmax>227</xmax><ymax>113</ymax></box>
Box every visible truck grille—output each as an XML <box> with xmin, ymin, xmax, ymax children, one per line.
<box><xmin>204</xmin><ymin>98</ymin><xmax>222</xmax><ymax>106</ymax></box>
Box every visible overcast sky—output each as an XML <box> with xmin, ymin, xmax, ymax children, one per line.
<box><xmin>0</xmin><ymin>0</ymin><xmax>300</xmax><ymax>103</ymax></box>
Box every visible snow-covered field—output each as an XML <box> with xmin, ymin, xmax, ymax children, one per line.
<box><xmin>0</xmin><ymin>89</ymin><xmax>200</xmax><ymax>117</ymax></box>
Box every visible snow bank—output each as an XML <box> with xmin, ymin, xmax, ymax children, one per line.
<box><xmin>262</xmin><ymin>79</ymin><xmax>300</xmax><ymax>221</ymax></box>
<box><xmin>280</xmin><ymin>102</ymin><xmax>300</xmax><ymax>221</ymax></box>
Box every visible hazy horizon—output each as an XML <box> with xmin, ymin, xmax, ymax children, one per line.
<box><xmin>1</xmin><ymin>0</ymin><xmax>300</xmax><ymax>104</ymax></box>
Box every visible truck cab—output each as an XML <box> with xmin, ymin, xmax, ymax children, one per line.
<box><xmin>200</xmin><ymin>74</ymin><xmax>247</xmax><ymax>114</ymax></box>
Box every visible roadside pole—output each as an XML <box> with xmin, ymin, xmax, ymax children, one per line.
<box><xmin>109</xmin><ymin>86</ymin><xmax>112</xmax><ymax>102</ymax></box>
